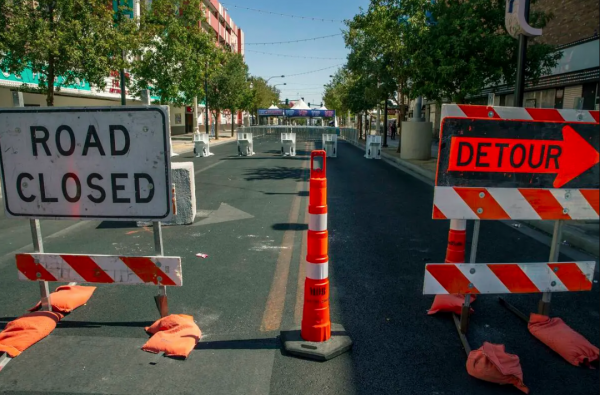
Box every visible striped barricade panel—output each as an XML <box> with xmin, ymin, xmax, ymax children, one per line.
<box><xmin>433</xmin><ymin>187</ymin><xmax>600</xmax><ymax>220</ymax></box>
<box><xmin>423</xmin><ymin>262</ymin><xmax>595</xmax><ymax>295</ymax></box>
<box><xmin>16</xmin><ymin>253</ymin><xmax>182</xmax><ymax>286</ymax></box>
<box><xmin>441</xmin><ymin>104</ymin><xmax>599</xmax><ymax>123</ymax></box>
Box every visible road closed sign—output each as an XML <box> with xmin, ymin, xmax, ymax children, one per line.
<box><xmin>0</xmin><ymin>106</ymin><xmax>173</xmax><ymax>220</ymax></box>
<box><xmin>433</xmin><ymin>105</ymin><xmax>599</xmax><ymax>221</ymax></box>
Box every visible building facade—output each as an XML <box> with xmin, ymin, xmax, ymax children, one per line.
<box><xmin>424</xmin><ymin>0</ymin><xmax>599</xmax><ymax>135</ymax></box>
<box><xmin>0</xmin><ymin>0</ymin><xmax>246</xmax><ymax>136</ymax></box>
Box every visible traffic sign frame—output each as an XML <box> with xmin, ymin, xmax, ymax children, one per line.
<box><xmin>0</xmin><ymin>106</ymin><xmax>173</xmax><ymax>221</ymax></box>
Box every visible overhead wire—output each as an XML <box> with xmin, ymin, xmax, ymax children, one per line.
<box><xmin>246</xmin><ymin>50</ymin><xmax>345</xmax><ymax>60</ymax></box>
<box><xmin>284</xmin><ymin>64</ymin><xmax>344</xmax><ymax>77</ymax></box>
<box><xmin>222</xmin><ymin>4</ymin><xmax>344</xmax><ymax>23</ymax></box>
<box><xmin>244</xmin><ymin>34</ymin><xmax>343</xmax><ymax>46</ymax></box>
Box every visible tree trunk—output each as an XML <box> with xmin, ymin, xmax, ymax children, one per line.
<box><xmin>215</xmin><ymin>109</ymin><xmax>220</xmax><ymax>139</ymax></box>
<box><xmin>231</xmin><ymin>110</ymin><xmax>235</xmax><ymax>137</ymax></box>
<box><xmin>46</xmin><ymin>57</ymin><xmax>55</xmax><ymax>107</ymax></box>
<box><xmin>396</xmin><ymin>84</ymin><xmax>405</xmax><ymax>153</ymax></box>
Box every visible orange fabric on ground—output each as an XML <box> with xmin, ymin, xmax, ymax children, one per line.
<box><xmin>0</xmin><ymin>311</ymin><xmax>63</xmax><ymax>358</ymax></box>
<box><xmin>142</xmin><ymin>314</ymin><xmax>201</xmax><ymax>359</ymax></box>
<box><xmin>29</xmin><ymin>285</ymin><xmax>96</xmax><ymax>313</ymax></box>
<box><xmin>528</xmin><ymin>313</ymin><xmax>599</xmax><ymax>367</ymax></box>
<box><xmin>466</xmin><ymin>342</ymin><xmax>529</xmax><ymax>394</ymax></box>
<box><xmin>428</xmin><ymin>294</ymin><xmax>476</xmax><ymax>315</ymax></box>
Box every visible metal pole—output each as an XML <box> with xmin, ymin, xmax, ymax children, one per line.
<box><xmin>31</xmin><ymin>220</ymin><xmax>51</xmax><ymax>311</ymax></box>
<box><xmin>539</xmin><ymin>220</ymin><xmax>562</xmax><ymax>316</ymax></box>
<box><xmin>383</xmin><ymin>99</ymin><xmax>389</xmax><ymax>147</ymax></box>
<box><xmin>120</xmin><ymin>65</ymin><xmax>127</xmax><ymax>106</ymax></box>
<box><xmin>514</xmin><ymin>0</ymin><xmax>530</xmax><ymax>107</ymax></box>
<box><xmin>153</xmin><ymin>221</ymin><xmax>168</xmax><ymax>317</ymax></box>
<box><xmin>13</xmin><ymin>91</ymin><xmax>52</xmax><ymax>311</ymax></box>
<box><xmin>460</xmin><ymin>220</ymin><xmax>481</xmax><ymax>334</ymax></box>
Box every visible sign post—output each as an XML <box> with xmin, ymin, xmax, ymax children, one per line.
<box><xmin>0</xmin><ymin>107</ymin><xmax>173</xmax><ymax>220</ymax></box>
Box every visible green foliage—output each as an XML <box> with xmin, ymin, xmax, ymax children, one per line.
<box><xmin>206</xmin><ymin>51</ymin><xmax>251</xmax><ymax>115</ymax></box>
<box><xmin>0</xmin><ymin>0</ymin><xmax>138</xmax><ymax>106</ymax></box>
<box><xmin>131</xmin><ymin>0</ymin><xmax>214</xmax><ymax>105</ymax></box>
<box><xmin>343</xmin><ymin>0</ymin><xmax>560</xmax><ymax>106</ymax></box>
<box><xmin>205</xmin><ymin>51</ymin><xmax>251</xmax><ymax>137</ymax></box>
<box><xmin>247</xmin><ymin>77</ymin><xmax>280</xmax><ymax>111</ymax></box>
<box><xmin>408</xmin><ymin>0</ymin><xmax>559</xmax><ymax>103</ymax></box>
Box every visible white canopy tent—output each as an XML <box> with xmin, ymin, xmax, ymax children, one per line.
<box><xmin>291</xmin><ymin>99</ymin><xmax>310</xmax><ymax>110</ymax></box>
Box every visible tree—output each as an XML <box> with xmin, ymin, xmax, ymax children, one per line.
<box><xmin>206</xmin><ymin>51</ymin><xmax>251</xmax><ymax>139</ymax></box>
<box><xmin>247</xmin><ymin>77</ymin><xmax>280</xmax><ymax>125</ymax></box>
<box><xmin>409</xmin><ymin>0</ymin><xmax>560</xmax><ymax>103</ymax></box>
<box><xmin>0</xmin><ymin>0</ymin><xmax>137</xmax><ymax>106</ymax></box>
<box><xmin>131</xmin><ymin>0</ymin><xmax>215</xmax><ymax>106</ymax></box>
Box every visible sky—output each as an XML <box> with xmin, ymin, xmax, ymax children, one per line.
<box><xmin>222</xmin><ymin>0</ymin><xmax>369</xmax><ymax>106</ymax></box>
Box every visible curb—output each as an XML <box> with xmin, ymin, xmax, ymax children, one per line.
<box><xmin>342</xmin><ymin>138</ymin><xmax>599</xmax><ymax>257</ymax></box>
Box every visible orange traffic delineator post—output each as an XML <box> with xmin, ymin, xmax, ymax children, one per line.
<box><xmin>445</xmin><ymin>219</ymin><xmax>467</xmax><ymax>264</ymax></box>
<box><xmin>281</xmin><ymin>150</ymin><xmax>352</xmax><ymax>361</ymax></box>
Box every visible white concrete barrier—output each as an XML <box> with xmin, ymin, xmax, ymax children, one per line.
<box><xmin>138</xmin><ymin>162</ymin><xmax>196</xmax><ymax>226</ymax></box>
<box><xmin>237</xmin><ymin>132</ymin><xmax>255</xmax><ymax>156</ymax></box>
<box><xmin>194</xmin><ymin>132</ymin><xmax>213</xmax><ymax>157</ymax></box>
<box><xmin>322</xmin><ymin>134</ymin><xmax>338</xmax><ymax>158</ymax></box>
<box><xmin>365</xmin><ymin>135</ymin><xmax>382</xmax><ymax>159</ymax></box>
<box><xmin>281</xmin><ymin>133</ymin><xmax>296</xmax><ymax>156</ymax></box>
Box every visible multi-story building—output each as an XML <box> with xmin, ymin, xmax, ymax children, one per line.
<box><xmin>423</xmin><ymin>0</ymin><xmax>599</xmax><ymax>134</ymax></box>
<box><xmin>0</xmin><ymin>0</ymin><xmax>245</xmax><ymax>135</ymax></box>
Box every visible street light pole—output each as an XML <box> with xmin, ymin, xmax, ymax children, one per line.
<box><xmin>514</xmin><ymin>0</ymin><xmax>531</xmax><ymax>107</ymax></box>
<box><xmin>266</xmin><ymin>75</ymin><xmax>285</xmax><ymax>83</ymax></box>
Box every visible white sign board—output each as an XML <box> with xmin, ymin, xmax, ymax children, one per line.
<box><xmin>505</xmin><ymin>0</ymin><xmax>542</xmax><ymax>38</ymax></box>
<box><xmin>0</xmin><ymin>106</ymin><xmax>173</xmax><ymax>220</ymax></box>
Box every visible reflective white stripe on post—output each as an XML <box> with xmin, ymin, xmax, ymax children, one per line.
<box><xmin>450</xmin><ymin>219</ymin><xmax>467</xmax><ymax>231</ymax></box>
<box><xmin>306</xmin><ymin>261</ymin><xmax>329</xmax><ymax>280</ymax></box>
<box><xmin>308</xmin><ymin>213</ymin><xmax>327</xmax><ymax>231</ymax></box>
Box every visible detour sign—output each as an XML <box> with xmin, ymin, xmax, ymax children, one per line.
<box><xmin>0</xmin><ymin>107</ymin><xmax>172</xmax><ymax>220</ymax></box>
<box><xmin>433</xmin><ymin>105</ymin><xmax>599</xmax><ymax>221</ymax></box>
<box><xmin>437</xmin><ymin>111</ymin><xmax>600</xmax><ymax>190</ymax></box>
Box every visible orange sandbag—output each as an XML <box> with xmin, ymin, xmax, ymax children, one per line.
<box><xmin>29</xmin><ymin>285</ymin><xmax>96</xmax><ymax>313</ymax></box>
<box><xmin>467</xmin><ymin>342</ymin><xmax>529</xmax><ymax>394</ymax></box>
<box><xmin>142</xmin><ymin>314</ymin><xmax>201</xmax><ymax>359</ymax></box>
<box><xmin>428</xmin><ymin>294</ymin><xmax>476</xmax><ymax>315</ymax></box>
<box><xmin>0</xmin><ymin>311</ymin><xmax>63</xmax><ymax>357</ymax></box>
<box><xmin>528</xmin><ymin>313</ymin><xmax>599</xmax><ymax>367</ymax></box>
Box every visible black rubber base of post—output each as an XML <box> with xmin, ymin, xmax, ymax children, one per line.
<box><xmin>280</xmin><ymin>323</ymin><xmax>353</xmax><ymax>361</ymax></box>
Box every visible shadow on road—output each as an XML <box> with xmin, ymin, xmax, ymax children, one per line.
<box><xmin>195</xmin><ymin>338</ymin><xmax>278</xmax><ymax>350</ymax></box>
<box><xmin>244</xmin><ymin>166</ymin><xmax>305</xmax><ymax>181</ymax></box>
<box><xmin>272</xmin><ymin>223</ymin><xmax>308</xmax><ymax>231</ymax></box>
<box><xmin>96</xmin><ymin>221</ymin><xmax>139</xmax><ymax>229</ymax></box>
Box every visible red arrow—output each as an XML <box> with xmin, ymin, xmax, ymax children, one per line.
<box><xmin>448</xmin><ymin>125</ymin><xmax>600</xmax><ymax>188</ymax></box>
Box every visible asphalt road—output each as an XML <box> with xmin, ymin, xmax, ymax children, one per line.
<box><xmin>0</xmin><ymin>137</ymin><xmax>598</xmax><ymax>395</ymax></box>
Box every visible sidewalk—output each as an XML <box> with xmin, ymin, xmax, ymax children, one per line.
<box><xmin>348</xmin><ymin>137</ymin><xmax>599</xmax><ymax>257</ymax></box>
<box><xmin>171</xmin><ymin>130</ymin><xmax>237</xmax><ymax>155</ymax></box>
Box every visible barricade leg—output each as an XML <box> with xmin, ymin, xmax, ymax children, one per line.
<box><xmin>281</xmin><ymin>150</ymin><xmax>352</xmax><ymax>361</ymax></box>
